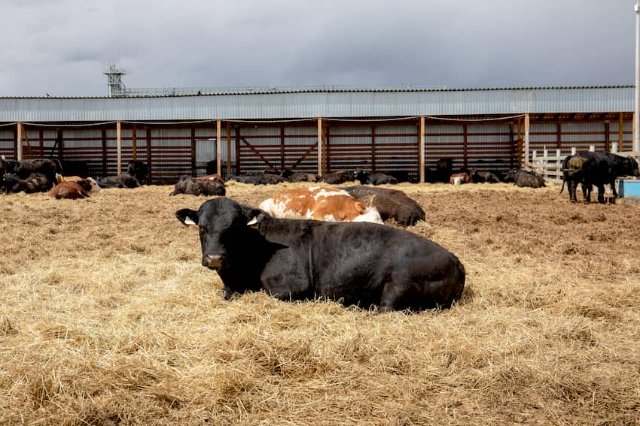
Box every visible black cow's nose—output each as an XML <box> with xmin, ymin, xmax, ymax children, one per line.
<box><xmin>203</xmin><ymin>254</ymin><xmax>225</xmax><ymax>269</ymax></box>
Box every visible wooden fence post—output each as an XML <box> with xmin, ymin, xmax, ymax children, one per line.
<box><xmin>226</xmin><ymin>122</ymin><xmax>232</xmax><ymax>178</ymax></box>
<box><xmin>419</xmin><ymin>116</ymin><xmax>425</xmax><ymax>184</ymax></box>
<box><xmin>619</xmin><ymin>112</ymin><xmax>624</xmax><ymax>151</ymax></box>
<box><xmin>524</xmin><ymin>113</ymin><xmax>530</xmax><ymax>166</ymax></box>
<box><xmin>116</xmin><ymin>121</ymin><xmax>122</xmax><ymax>175</ymax></box>
<box><xmin>556</xmin><ymin>149</ymin><xmax>562</xmax><ymax>180</ymax></box>
<box><xmin>571</xmin><ymin>147</ymin><xmax>577</xmax><ymax>155</ymax></box>
<box><xmin>16</xmin><ymin>122</ymin><xmax>23</xmax><ymax>161</ymax></box>
<box><xmin>317</xmin><ymin>118</ymin><xmax>323</xmax><ymax>176</ymax></box>
<box><xmin>589</xmin><ymin>145</ymin><xmax>595</xmax><ymax>152</ymax></box>
<box><xmin>216</xmin><ymin>120</ymin><xmax>222</xmax><ymax>176</ymax></box>
<box><xmin>612</xmin><ymin>142</ymin><xmax>619</xmax><ymax>153</ymax></box>
<box><xmin>532</xmin><ymin>150</ymin><xmax>537</xmax><ymax>173</ymax></box>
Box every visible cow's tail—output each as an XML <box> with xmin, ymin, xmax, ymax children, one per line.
<box><xmin>559</xmin><ymin>177</ymin><xmax>565</xmax><ymax>194</ymax></box>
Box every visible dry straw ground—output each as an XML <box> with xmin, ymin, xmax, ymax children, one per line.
<box><xmin>1</xmin><ymin>181</ymin><xmax>639</xmax><ymax>425</ymax></box>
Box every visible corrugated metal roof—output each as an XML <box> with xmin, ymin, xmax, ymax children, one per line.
<box><xmin>0</xmin><ymin>85</ymin><xmax>634</xmax><ymax>122</ymax></box>
<box><xmin>0</xmin><ymin>84</ymin><xmax>633</xmax><ymax>99</ymax></box>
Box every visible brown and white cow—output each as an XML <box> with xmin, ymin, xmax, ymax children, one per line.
<box><xmin>50</xmin><ymin>180</ymin><xmax>92</xmax><ymax>199</ymax></box>
<box><xmin>449</xmin><ymin>172</ymin><xmax>472</xmax><ymax>185</ymax></box>
<box><xmin>55</xmin><ymin>174</ymin><xmax>101</xmax><ymax>192</ymax></box>
<box><xmin>259</xmin><ymin>186</ymin><xmax>383</xmax><ymax>223</ymax></box>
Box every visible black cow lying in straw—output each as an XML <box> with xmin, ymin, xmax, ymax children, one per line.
<box><xmin>176</xmin><ymin>198</ymin><xmax>465</xmax><ymax>312</ymax></box>
<box><xmin>343</xmin><ymin>185</ymin><xmax>425</xmax><ymax>226</ymax></box>
<box><xmin>1</xmin><ymin>172</ymin><xmax>52</xmax><ymax>193</ymax></box>
<box><xmin>170</xmin><ymin>175</ymin><xmax>226</xmax><ymax>196</ymax></box>
<box><xmin>503</xmin><ymin>169</ymin><xmax>545</xmax><ymax>188</ymax></box>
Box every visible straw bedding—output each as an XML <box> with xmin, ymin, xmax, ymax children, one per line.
<box><xmin>0</xmin><ymin>182</ymin><xmax>638</xmax><ymax>424</ymax></box>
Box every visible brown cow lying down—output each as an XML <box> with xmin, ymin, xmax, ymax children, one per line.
<box><xmin>170</xmin><ymin>175</ymin><xmax>226</xmax><ymax>196</ymax></box>
<box><xmin>50</xmin><ymin>180</ymin><xmax>93</xmax><ymax>199</ymax></box>
<box><xmin>343</xmin><ymin>186</ymin><xmax>425</xmax><ymax>226</ymax></box>
<box><xmin>259</xmin><ymin>186</ymin><xmax>383</xmax><ymax>223</ymax></box>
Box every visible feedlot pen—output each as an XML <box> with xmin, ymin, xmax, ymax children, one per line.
<box><xmin>0</xmin><ymin>113</ymin><xmax>632</xmax><ymax>183</ymax></box>
<box><xmin>0</xmin><ymin>182</ymin><xmax>639</xmax><ymax>424</ymax></box>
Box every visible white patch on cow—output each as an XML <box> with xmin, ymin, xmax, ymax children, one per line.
<box><xmin>322</xmin><ymin>214</ymin><xmax>339</xmax><ymax>222</ymax></box>
<box><xmin>87</xmin><ymin>177</ymin><xmax>101</xmax><ymax>192</ymax></box>
<box><xmin>353</xmin><ymin>207</ymin><xmax>383</xmax><ymax>224</ymax></box>
<box><xmin>247</xmin><ymin>217</ymin><xmax>258</xmax><ymax>226</ymax></box>
<box><xmin>260</xmin><ymin>198</ymin><xmax>303</xmax><ymax>219</ymax></box>
<box><xmin>184</xmin><ymin>217</ymin><xmax>197</xmax><ymax>226</ymax></box>
<box><xmin>313</xmin><ymin>188</ymin><xmax>347</xmax><ymax>201</ymax></box>
<box><xmin>453</xmin><ymin>176</ymin><xmax>463</xmax><ymax>185</ymax></box>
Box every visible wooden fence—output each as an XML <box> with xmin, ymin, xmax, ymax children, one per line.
<box><xmin>531</xmin><ymin>143</ymin><xmax>640</xmax><ymax>182</ymax></box>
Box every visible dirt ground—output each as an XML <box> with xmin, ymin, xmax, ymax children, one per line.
<box><xmin>0</xmin><ymin>181</ymin><xmax>639</xmax><ymax>425</ymax></box>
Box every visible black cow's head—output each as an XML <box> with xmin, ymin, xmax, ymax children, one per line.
<box><xmin>626</xmin><ymin>156</ymin><xmax>640</xmax><ymax>177</ymax></box>
<box><xmin>176</xmin><ymin>198</ymin><xmax>266</xmax><ymax>271</ymax></box>
<box><xmin>127</xmin><ymin>161</ymin><xmax>150</xmax><ymax>184</ymax></box>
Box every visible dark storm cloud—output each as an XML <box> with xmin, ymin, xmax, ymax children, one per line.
<box><xmin>0</xmin><ymin>0</ymin><xmax>635</xmax><ymax>96</ymax></box>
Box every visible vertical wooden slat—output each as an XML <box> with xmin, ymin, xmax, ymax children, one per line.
<box><xmin>116</xmin><ymin>121</ymin><xmax>122</xmax><ymax>175</ymax></box>
<box><xmin>216</xmin><ymin>120</ymin><xmax>222</xmax><ymax>176</ymax></box>
<box><xmin>419</xmin><ymin>116</ymin><xmax>425</xmax><ymax>183</ymax></box>
<box><xmin>226</xmin><ymin>123</ymin><xmax>232</xmax><ymax>178</ymax></box>
<box><xmin>317</xmin><ymin>118</ymin><xmax>323</xmax><ymax>176</ymax></box>
<box><xmin>16</xmin><ymin>122</ymin><xmax>22</xmax><ymax>161</ymax></box>
<box><xmin>524</xmin><ymin>113</ymin><xmax>531</xmax><ymax>166</ymax></box>
<box><xmin>604</xmin><ymin>121</ymin><xmax>611</xmax><ymax>152</ymax></box>
<box><xmin>556</xmin><ymin>122</ymin><xmax>562</xmax><ymax>149</ymax></box>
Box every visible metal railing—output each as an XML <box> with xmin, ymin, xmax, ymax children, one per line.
<box><xmin>531</xmin><ymin>143</ymin><xmax>640</xmax><ymax>182</ymax></box>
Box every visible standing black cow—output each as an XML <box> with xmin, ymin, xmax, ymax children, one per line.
<box><xmin>432</xmin><ymin>158</ymin><xmax>454</xmax><ymax>183</ymax></box>
<box><xmin>562</xmin><ymin>152</ymin><xmax>640</xmax><ymax>203</ymax></box>
<box><xmin>175</xmin><ymin>198</ymin><xmax>465</xmax><ymax>312</ymax></box>
<box><xmin>126</xmin><ymin>160</ymin><xmax>150</xmax><ymax>185</ymax></box>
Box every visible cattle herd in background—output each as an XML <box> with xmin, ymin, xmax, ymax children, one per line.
<box><xmin>1</xmin><ymin>153</ymin><xmax>639</xmax><ymax>205</ymax></box>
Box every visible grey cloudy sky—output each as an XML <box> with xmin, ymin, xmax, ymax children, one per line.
<box><xmin>0</xmin><ymin>0</ymin><xmax>635</xmax><ymax>96</ymax></box>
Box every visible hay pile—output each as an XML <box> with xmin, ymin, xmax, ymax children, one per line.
<box><xmin>1</xmin><ymin>182</ymin><xmax>639</xmax><ymax>424</ymax></box>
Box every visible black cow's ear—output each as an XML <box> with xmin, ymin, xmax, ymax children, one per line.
<box><xmin>176</xmin><ymin>208</ymin><xmax>199</xmax><ymax>226</ymax></box>
<box><xmin>242</xmin><ymin>206</ymin><xmax>268</xmax><ymax>226</ymax></box>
